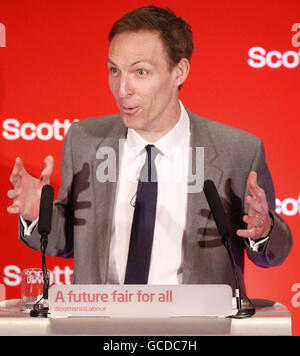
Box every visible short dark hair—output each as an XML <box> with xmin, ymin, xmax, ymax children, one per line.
<box><xmin>109</xmin><ymin>6</ymin><xmax>194</xmax><ymax>68</ymax></box>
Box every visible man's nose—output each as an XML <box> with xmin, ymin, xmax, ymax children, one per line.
<box><xmin>119</xmin><ymin>74</ymin><xmax>134</xmax><ymax>98</ymax></box>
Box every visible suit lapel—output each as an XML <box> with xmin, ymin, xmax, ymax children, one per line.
<box><xmin>183</xmin><ymin>110</ymin><xmax>223</xmax><ymax>282</ymax></box>
<box><xmin>91</xmin><ymin>118</ymin><xmax>127</xmax><ymax>283</ymax></box>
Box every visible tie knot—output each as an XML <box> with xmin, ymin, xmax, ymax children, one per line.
<box><xmin>145</xmin><ymin>144</ymin><xmax>160</xmax><ymax>164</ymax></box>
<box><xmin>139</xmin><ymin>145</ymin><xmax>159</xmax><ymax>183</ymax></box>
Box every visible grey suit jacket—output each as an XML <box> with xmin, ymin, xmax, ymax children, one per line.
<box><xmin>19</xmin><ymin>110</ymin><xmax>293</xmax><ymax>296</ymax></box>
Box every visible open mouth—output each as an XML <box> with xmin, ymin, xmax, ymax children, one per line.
<box><xmin>121</xmin><ymin>106</ymin><xmax>140</xmax><ymax>115</ymax></box>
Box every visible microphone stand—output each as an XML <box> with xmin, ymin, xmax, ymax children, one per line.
<box><xmin>30</xmin><ymin>233</ymin><xmax>49</xmax><ymax>318</ymax></box>
<box><xmin>221</xmin><ymin>234</ymin><xmax>255</xmax><ymax>319</ymax></box>
<box><xmin>203</xmin><ymin>179</ymin><xmax>255</xmax><ymax>319</ymax></box>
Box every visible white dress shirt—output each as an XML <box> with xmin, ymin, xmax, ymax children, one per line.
<box><xmin>107</xmin><ymin>101</ymin><xmax>190</xmax><ymax>284</ymax></box>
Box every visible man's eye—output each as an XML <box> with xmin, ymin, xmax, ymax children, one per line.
<box><xmin>110</xmin><ymin>67</ymin><xmax>118</xmax><ymax>74</ymax></box>
<box><xmin>137</xmin><ymin>69</ymin><xmax>147</xmax><ymax>76</ymax></box>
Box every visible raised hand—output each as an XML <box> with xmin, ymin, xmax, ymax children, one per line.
<box><xmin>236</xmin><ymin>171</ymin><xmax>272</xmax><ymax>240</ymax></box>
<box><xmin>7</xmin><ymin>156</ymin><xmax>54</xmax><ymax>222</ymax></box>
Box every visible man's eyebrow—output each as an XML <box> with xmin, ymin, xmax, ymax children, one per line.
<box><xmin>130</xmin><ymin>60</ymin><xmax>150</xmax><ymax>66</ymax></box>
<box><xmin>107</xmin><ymin>59</ymin><xmax>117</xmax><ymax>66</ymax></box>
<box><xmin>107</xmin><ymin>59</ymin><xmax>152</xmax><ymax>66</ymax></box>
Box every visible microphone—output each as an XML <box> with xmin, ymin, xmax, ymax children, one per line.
<box><xmin>203</xmin><ymin>180</ymin><xmax>232</xmax><ymax>241</ymax></box>
<box><xmin>203</xmin><ymin>179</ymin><xmax>255</xmax><ymax>318</ymax></box>
<box><xmin>30</xmin><ymin>184</ymin><xmax>54</xmax><ymax>318</ymax></box>
<box><xmin>38</xmin><ymin>184</ymin><xmax>54</xmax><ymax>235</ymax></box>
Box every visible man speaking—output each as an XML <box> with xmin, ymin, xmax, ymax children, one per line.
<box><xmin>7</xmin><ymin>6</ymin><xmax>292</xmax><ymax>296</ymax></box>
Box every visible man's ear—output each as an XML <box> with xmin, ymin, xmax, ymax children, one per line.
<box><xmin>174</xmin><ymin>58</ymin><xmax>190</xmax><ymax>88</ymax></box>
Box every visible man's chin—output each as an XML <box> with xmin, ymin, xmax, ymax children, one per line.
<box><xmin>121</xmin><ymin>113</ymin><xmax>144</xmax><ymax>130</ymax></box>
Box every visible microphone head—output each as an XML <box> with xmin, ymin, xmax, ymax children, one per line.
<box><xmin>203</xmin><ymin>179</ymin><xmax>232</xmax><ymax>240</ymax></box>
<box><xmin>38</xmin><ymin>184</ymin><xmax>54</xmax><ymax>235</ymax></box>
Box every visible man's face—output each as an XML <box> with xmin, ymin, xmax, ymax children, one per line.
<box><xmin>108</xmin><ymin>30</ymin><xmax>182</xmax><ymax>140</ymax></box>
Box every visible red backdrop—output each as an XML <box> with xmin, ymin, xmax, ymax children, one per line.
<box><xmin>1</xmin><ymin>0</ymin><xmax>299</xmax><ymax>335</ymax></box>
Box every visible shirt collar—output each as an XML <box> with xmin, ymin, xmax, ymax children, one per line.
<box><xmin>126</xmin><ymin>100</ymin><xmax>190</xmax><ymax>160</ymax></box>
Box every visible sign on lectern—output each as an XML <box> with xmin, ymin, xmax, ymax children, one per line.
<box><xmin>48</xmin><ymin>284</ymin><xmax>232</xmax><ymax>318</ymax></box>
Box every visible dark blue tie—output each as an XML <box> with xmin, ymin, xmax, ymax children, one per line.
<box><xmin>124</xmin><ymin>145</ymin><xmax>159</xmax><ymax>284</ymax></box>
